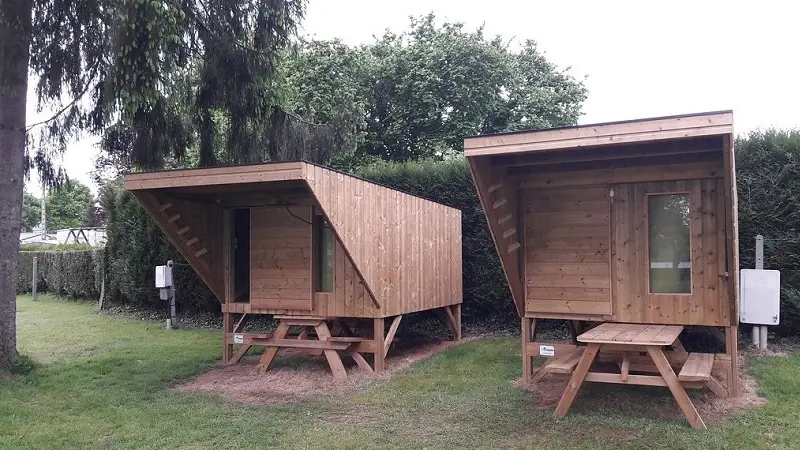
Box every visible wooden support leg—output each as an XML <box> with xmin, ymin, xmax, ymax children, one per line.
<box><xmin>222</xmin><ymin>312</ymin><xmax>233</xmax><ymax>364</ymax></box>
<box><xmin>568</xmin><ymin>320</ymin><xmax>580</xmax><ymax>346</ymax></box>
<box><xmin>384</xmin><ymin>315</ymin><xmax>403</xmax><ymax>358</ymax></box>
<box><xmin>233</xmin><ymin>313</ymin><xmax>249</xmax><ymax>333</ymax></box>
<box><xmin>315</xmin><ymin>322</ymin><xmax>347</xmax><ymax>380</ymax></box>
<box><xmin>620</xmin><ymin>353</ymin><xmax>630</xmax><ymax>382</ymax></box>
<box><xmin>373</xmin><ymin>317</ymin><xmax>385</xmax><ymax>373</ymax></box>
<box><xmin>349</xmin><ymin>351</ymin><xmax>373</xmax><ymax>373</ymax></box>
<box><xmin>522</xmin><ymin>317</ymin><xmax>532</xmax><ymax>385</ymax></box>
<box><xmin>446</xmin><ymin>304</ymin><xmax>462</xmax><ymax>340</ymax></box>
<box><xmin>227</xmin><ymin>344</ymin><xmax>252</xmax><ymax>366</ymax></box>
<box><xmin>554</xmin><ymin>343</ymin><xmax>600</xmax><ymax>418</ymax></box>
<box><xmin>257</xmin><ymin>321</ymin><xmax>289</xmax><ymax>374</ymax></box>
<box><xmin>646</xmin><ymin>346</ymin><xmax>706</xmax><ymax>430</ymax></box>
<box><xmin>706</xmin><ymin>376</ymin><xmax>727</xmax><ymax>398</ymax></box>
<box><xmin>726</xmin><ymin>325</ymin><xmax>739</xmax><ymax>397</ymax></box>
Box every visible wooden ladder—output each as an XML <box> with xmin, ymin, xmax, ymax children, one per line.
<box><xmin>157</xmin><ymin>202</ymin><xmax>210</xmax><ymax>260</ymax></box>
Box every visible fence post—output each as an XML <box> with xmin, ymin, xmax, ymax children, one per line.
<box><xmin>32</xmin><ymin>256</ymin><xmax>38</xmax><ymax>301</ymax></box>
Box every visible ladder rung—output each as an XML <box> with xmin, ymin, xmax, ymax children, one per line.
<box><xmin>177</xmin><ymin>226</ymin><xmax>190</xmax><ymax>236</ymax></box>
<box><xmin>159</xmin><ymin>203</ymin><xmax>172</xmax><ymax>211</ymax></box>
<box><xmin>194</xmin><ymin>248</ymin><xmax>208</xmax><ymax>257</ymax></box>
<box><xmin>503</xmin><ymin>228</ymin><xmax>517</xmax><ymax>239</ymax></box>
<box><xmin>167</xmin><ymin>214</ymin><xmax>181</xmax><ymax>223</ymax></box>
<box><xmin>498</xmin><ymin>214</ymin><xmax>513</xmax><ymax>224</ymax></box>
<box><xmin>186</xmin><ymin>237</ymin><xmax>199</xmax><ymax>246</ymax></box>
<box><xmin>492</xmin><ymin>198</ymin><xmax>508</xmax><ymax>209</ymax></box>
<box><xmin>507</xmin><ymin>242</ymin><xmax>521</xmax><ymax>253</ymax></box>
<box><xmin>488</xmin><ymin>182</ymin><xmax>502</xmax><ymax>193</ymax></box>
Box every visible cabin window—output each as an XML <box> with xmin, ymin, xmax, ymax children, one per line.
<box><xmin>315</xmin><ymin>218</ymin><xmax>335</xmax><ymax>292</ymax></box>
<box><xmin>648</xmin><ymin>193</ymin><xmax>691</xmax><ymax>294</ymax></box>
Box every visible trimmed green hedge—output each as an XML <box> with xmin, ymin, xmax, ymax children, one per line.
<box><xmin>736</xmin><ymin>129</ymin><xmax>800</xmax><ymax>334</ymax></box>
<box><xmin>16</xmin><ymin>249</ymin><xmax>105</xmax><ymax>299</ymax></box>
<box><xmin>356</xmin><ymin>157</ymin><xmax>515</xmax><ymax>323</ymax></box>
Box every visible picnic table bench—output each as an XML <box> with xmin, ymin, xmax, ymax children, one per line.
<box><xmin>551</xmin><ymin>323</ymin><xmax>723</xmax><ymax>430</ymax></box>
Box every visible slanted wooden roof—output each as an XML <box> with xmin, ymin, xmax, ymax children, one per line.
<box><xmin>464</xmin><ymin>110</ymin><xmax>733</xmax><ymax>157</ymax></box>
<box><xmin>125</xmin><ymin>162</ymin><xmax>462</xmax><ymax>314</ymax></box>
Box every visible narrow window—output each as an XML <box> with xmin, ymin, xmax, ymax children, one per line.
<box><xmin>316</xmin><ymin>218</ymin><xmax>335</xmax><ymax>292</ymax></box>
<box><xmin>648</xmin><ymin>194</ymin><xmax>691</xmax><ymax>294</ymax></box>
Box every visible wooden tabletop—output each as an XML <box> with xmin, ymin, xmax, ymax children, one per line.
<box><xmin>577</xmin><ymin>323</ymin><xmax>683</xmax><ymax>346</ymax></box>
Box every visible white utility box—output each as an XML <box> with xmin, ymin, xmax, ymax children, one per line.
<box><xmin>155</xmin><ymin>265</ymin><xmax>173</xmax><ymax>288</ymax></box>
<box><xmin>740</xmin><ymin>269</ymin><xmax>780</xmax><ymax>325</ymax></box>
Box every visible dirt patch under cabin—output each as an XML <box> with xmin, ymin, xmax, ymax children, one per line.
<box><xmin>176</xmin><ymin>336</ymin><xmax>470</xmax><ymax>404</ymax></box>
<box><xmin>518</xmin><ymin>348</ymin><xmax>768</xmax><ymax>425</ymax></box>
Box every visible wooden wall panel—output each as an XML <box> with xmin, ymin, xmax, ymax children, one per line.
<box><xmin>515</xmin><ymin>160</ymin><xmax>724</xmax><ymax>189</ymax></box>
<box><xmin>304</xmin><ymin>164</ymin><xmax>463</xmax><ymax>317</ymax></box>
<box><xmin>612</xmin><ymin>179</ymin><xmax>728</xmax><ymax>326</ymax></box>
<box><xmin>249</xmin><ymin>206</ymin><xmax>313</xmax><ymax>310</ymax></box>
<box><xmin>524</xmin><ymin>186</ymin><xmax>612</xmax><ymax>316</ymax></box>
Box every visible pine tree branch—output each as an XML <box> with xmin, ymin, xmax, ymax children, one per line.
<box><xmin>25</xmin><ymin>63</ymin><xmax>100</xmax><ymax>132</ymax></box>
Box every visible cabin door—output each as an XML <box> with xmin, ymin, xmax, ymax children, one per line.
<box><xmin>524</xmin><ymin>186</ymin><xmax>613</xmax><ymax>316</ymax></box>
<box><xmin>610</xmin><ymin>179</ymin><xmax>729</xmax><ymax>326</ymax></box>
<box><xmin>249</xmin><ymin>206</ymin><xmax>313</xmax><ymax>311</ymax></box>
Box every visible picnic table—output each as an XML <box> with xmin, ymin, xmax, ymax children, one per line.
<box><xmin>553</xmin><ymin>323</ymin><xmax>709</xmax><ymax>429</ymax></box>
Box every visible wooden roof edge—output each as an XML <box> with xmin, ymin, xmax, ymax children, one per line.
<box><xmin>300</xmin><ymin>161</ymin><xmax>462</xmax><ymax>213</ymax></box>
<box><xmin>464</xmin><ymin>110</ymin><xmax>733</xmax><ymax>157</ymax></box>
<box><xmin>123</xmin><ymin>161</ymin><xmax>305</xmax><ymax>190</ymax></box>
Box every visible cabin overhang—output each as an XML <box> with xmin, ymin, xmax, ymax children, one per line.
<box><xmin>465</xmin><ymin>111</ymin><xmax>738</xmax><ymax>327</ymax></box>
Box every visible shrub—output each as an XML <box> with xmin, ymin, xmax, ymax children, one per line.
<box><xmin>16</xmin><ymin>248</ymin><xmax>104</xmax><ymax>299</ymax></box>
<box><xmin>736</xmin><ymin>129</ymin><xmax>800</xmax><ymax>334</ymax></box>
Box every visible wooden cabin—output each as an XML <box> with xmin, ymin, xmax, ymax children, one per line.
<box><xmin>465</xmin><ymin>111</ymin><xmax>740</xmax><ymax>399</ymax></box>
<box><xmin>125</xmin><ymin>162</ymin><xmax>462</xmax><ymax>378</ymax></box>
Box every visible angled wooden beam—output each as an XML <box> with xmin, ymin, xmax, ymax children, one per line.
<box><xmin>384</xmin><ymin>315</ymin><xmax>403</xmax><ymax>358</ymax></box>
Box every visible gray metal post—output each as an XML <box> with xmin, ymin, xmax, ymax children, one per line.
<box><xmin>755</xmin><ymin>235</ymin><xmax>768</xmax><ymax>350</ymax></box>
<box><xmin>167</xmin><ymin>260</ymin><xmax>177</xmax><ymax>329</ymax></box>
<box><xmin>32</xmin><ymin>256</ymin><xmax>38</xmax><ymax>301</ymax></box>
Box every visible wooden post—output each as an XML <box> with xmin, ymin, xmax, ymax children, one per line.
<box><xmin>222</xmin><ymin>209</ymin><xmax>233</xmax><ymax>363</ymax></box>
<box><xmin>727</xmin><ymin>325</ymin><xmax>739</xmax><ymax>397</ymax></box>
<box><xmin>522</xmin><ymin>317</ymin><xmax>531</xmax><ymax>384</ymax></box>
<box><xmin>373</xmin><ymin>317</ymin><xmax>385</xmax><ymax>373</ymax></box>
<box><xmin>97</xmin><ymin>276</ymin><xmax>106</xmax><ymax>311</ymax></box>
<box><xmin>32</xmin><ymin>256</ymin><xmax>38</xmax><ymax>301</ymax></box>
<box><xmin>222</xmin><ymin>312</ymin><xmax>233</xmax><ymax>364</ymax></box>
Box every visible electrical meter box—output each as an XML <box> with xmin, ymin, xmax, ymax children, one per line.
<box><xmin>155</xmin><ymin>265</ymin><xmax>173</xmax><ymax>288</ymax></box>
<box><xmin>740</xmin><ymin>269</ymin><xmax>780</xmax><ymax>325</ymax></box>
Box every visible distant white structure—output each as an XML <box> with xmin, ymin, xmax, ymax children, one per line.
<box><xmin>19</xmin><ymin>227</ymin><xmax>106</xmax><ymax>247</ymax></box>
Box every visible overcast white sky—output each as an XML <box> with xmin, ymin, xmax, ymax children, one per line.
<box><xmin>25</xmin><ymin>0</ymin><xmax>800</xmax><ymax>194</ymax></box>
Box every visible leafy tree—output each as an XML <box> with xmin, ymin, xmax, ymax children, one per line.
<box><xmin>1</xmin><ymin>0</ymin><xmax>311</xmax><ymax>373</ymax></box>
<box><xmin>284</xmin><ymin>15</ymin><xmax>588</xmax><ymax>164</ymax></box>
<box><xmin>45</xmin><ymin>182</ymin><xmax>94</xmax><ymax>230</ymax></box>
<box><xmin>21</xmin><ymin>190</ymin><xmax>42</xmax><ymax>232</ymax></box>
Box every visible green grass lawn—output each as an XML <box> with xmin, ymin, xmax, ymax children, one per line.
<box><xmin>2</xmin><ymin>295</ymin><xmax>800</xmax><ymax>449</ymax></box>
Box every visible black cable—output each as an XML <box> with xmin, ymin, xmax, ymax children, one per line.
<box><xmin>283</xmin><ymin>203</ymin><xmax>312</xmax><ymax>225</ymax></box>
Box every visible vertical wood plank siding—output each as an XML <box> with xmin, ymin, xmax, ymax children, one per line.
<box><xmin>305</xmin><ymin>164</ymin><xmax>463</xmax><ymax>317</ymax></box>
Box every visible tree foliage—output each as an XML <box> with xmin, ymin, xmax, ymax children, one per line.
<box><xmin>284</xmin><ymin>14</ymin><xmax>588</xmax><ymax>164</ymax></box>
<box><xmin>21</xmin><ymin>190</ymin><xmax>41</xmax><ymax>232</ymax></box>
<box><xmin>1</xmin><ymin>0</ymin><xmax>314</xmax><ymax>370</ymax></box>
<box><xmin>21</xmin><ymin>0</ymin><xmax>359</xmax><ymax>178</ymax></box>
<box><xmin>45</xmin><ymin>181</ymin><xmax>93</xmax><ymax>230</ymax></box>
